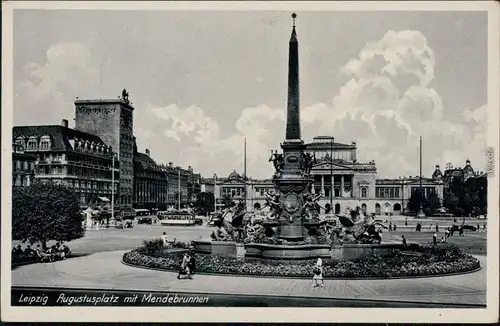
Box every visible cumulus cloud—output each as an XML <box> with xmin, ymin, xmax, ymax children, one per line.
<box><xmin>298</xmin><ymin>30</ymin><xmax>486</xmax><ymax>178</ymax></box>
<box><xmin>139</xmin><ymin>29</ymin><xmax>486</xmax><ymax>179</ymax></box>
<box><xmin>15</xmin><ymin>42</ymin><xmax>99</xmax><ymax>126</ymax></box>
<box><xmin>15</xmin><ymin>31</ymin><xmax>487</xmax><ymax>180</ymax></box>
<box><xmin>148</xmin><ymin>103</ymin><xmax>284</xmax><ymax>177</ymax></box>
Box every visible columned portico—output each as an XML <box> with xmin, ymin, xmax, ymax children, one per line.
<box><xmin>341</xmin><ymin>175</ymin><xmax>344</xmax><ymax>198</ymax></box>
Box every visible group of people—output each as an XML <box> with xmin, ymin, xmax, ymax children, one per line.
<box><xmin>387</xmin><ymin>222</ymin><xmax>397</xmax><ymax>232</ymax></box>
<box><xmin>12</xmin><ymin>243</ymin><xmax>70</xmax><ymax>263</ymax></box>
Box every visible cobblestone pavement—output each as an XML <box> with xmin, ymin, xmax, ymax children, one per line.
<box><xmin>12</xmin><ymin>250</ymin><xmax>487</xmax><ymax>305</ymax></box>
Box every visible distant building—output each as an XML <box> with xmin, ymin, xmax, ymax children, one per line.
<box><xmin>211</xmin><ymin>136</ymin><xmax>445</xmax><ymax>216</ymax></box>
<box><xmin>74</xmin><ymin>93</ymin><xmax>135</xmax><ymax>213</ymax></box>
<box><xmin>12</xmin><ymin>142</ymin><xmax>36</xmax><ymax>187</ymax></box>
<box><xmin>162</xmin><ymin>162</ymin><xmax>190</xmax><ymax>209</ymax></box>
<box><xmin>187</xmin><ymin>166</ymin><xmax>202</xmax><ymax>203</ymax></box>
<box><xmin>13</xmin><ymin>120</ymin><xmax>117</xmax><ymax>207</ymax></box>
<box><xmin>133</xmin><ymin>141</ymin><xmax>169</xmax><ymax>211</ymax></box>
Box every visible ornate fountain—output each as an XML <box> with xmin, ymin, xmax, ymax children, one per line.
<box><xmin>194</xmin><ymin>13</ymin><xmax>390</xmax><ymax>260</ymax></box>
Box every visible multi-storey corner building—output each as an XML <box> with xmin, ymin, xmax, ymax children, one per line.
<box><xmin>12</xmin><ymin>120</ymin><xmax>118</xmax><ymax>207</ymax></box>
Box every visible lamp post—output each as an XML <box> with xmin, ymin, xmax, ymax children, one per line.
<box><xmin>111</xmin><ymin>152</ymin><xmax>116</xmax><ymax>222</ymax></box>
<box><xmin>330</xmin><ymin>139</ymin><xmax>333</xmax><ymax>213</ymax></box>
<box><xmin>401</xmin><ymin>176</ymin><xmax>406</xmax><ymax>215</ymax></box>
<box><xmin>213</xmin><ymin>173</ymin><xmax>217</xmax><ymax>213</ymax></box>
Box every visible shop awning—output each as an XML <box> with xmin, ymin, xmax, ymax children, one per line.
<box><xmin>98</xmin><ymin>197</ymin><xmax>110</xmax><ymax>202</ymax></box>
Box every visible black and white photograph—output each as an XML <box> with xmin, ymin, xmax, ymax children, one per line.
<box><xmin>1</xmin><ymin>1</ymin><xmax>499</xmax><ymax>323</ymax></box>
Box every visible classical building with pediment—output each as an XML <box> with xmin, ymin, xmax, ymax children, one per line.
<box><xmin>212</xmin><ymin>136</ymin><xmax>447</xmax><ymax>216</ymax></box>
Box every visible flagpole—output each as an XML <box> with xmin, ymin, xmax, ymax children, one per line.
<box><xmin>178</xmin><ymin>168</ymin><xmax>181</xmax><ymax>210</ymax></box>
<box><xmin>244</xmin><ymin>137</ymin><xmax>247</xmax><ymax>208</ymax></box>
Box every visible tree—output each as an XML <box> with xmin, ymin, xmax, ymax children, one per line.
<box><xmin>407</xmin><ymin>189</ymin><xmax>426</xmax><ymax>214</ymax></box>
<box><xmin>195</xmin><ymin>192</ymin><xmax>215</xmax><ymax>215</ymax></box>
<box><xmin>426</xmin><ymin>191</ymin><xmax>441</xmax><ymax>212</ymax></box>
<box><xmin>221</xmin><ymin>194</ymin><xmax>235</xmax><ymax>208</ymax></box>
<box><xmin>12</xmin><ymin>182</ymin><xmax>84</xmax><ymax>249</ymax></box>
<box><xmin>443</xmin><ymin>190</ymin><xmax>459</xmax><ymax>215</ymax></box>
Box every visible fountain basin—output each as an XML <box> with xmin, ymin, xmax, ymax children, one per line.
<box><xmin>331</xmin><ymin>243</ymin><xmax>400</xmax><ymax>261</ymax></box>
<box><xmin>245</xmin><ymin>243</ymin><xmax>330</xmax><ymax>260</ymax></box>
<box><xmin>192</xmin><ymin>240</ymin><xmax>238</xmax><ymax>258</ymax></box>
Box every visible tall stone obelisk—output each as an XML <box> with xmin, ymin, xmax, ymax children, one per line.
<box><xmin>286</xmin><ymin>13</ymin><xmax>301</xmax><ymax>141</ymax></box>
<box><xmin>274</xmin><ymin>13</ymin><xmax>311</xmax><ymax>241</ymax></box>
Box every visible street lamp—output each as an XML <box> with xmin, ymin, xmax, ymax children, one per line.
<box><xmin>213</xmin><ymin>173</ymin><xmax>217</xmax><ymax>213</ymax></box>
<box><xmin>111</xmin><ymin>152</ymin><xmax>117</xmax><ymax>222</ymax></box>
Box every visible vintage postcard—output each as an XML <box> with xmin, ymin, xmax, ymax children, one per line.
<box><xmin>1</xmin><ymin>1</ymin><xmax>499</xmax><ymax>323</ymax></box>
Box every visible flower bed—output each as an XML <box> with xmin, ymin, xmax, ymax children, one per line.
<box><xmin>122</xmin><ymin>243</ymin><xmax>480</xmax><ymax>279</ymax></box>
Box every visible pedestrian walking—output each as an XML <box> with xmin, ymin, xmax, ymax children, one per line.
<box><xmin>429</xmin><ymin>223</ymin><xmax>433</xmax><ymax>230</ymax></box>
<box><xmin>445</xmin><ymin>228</ymin><xmax>450</xmax><ymax>240</ymax></box>
<box><xmin>459</xmin><ymin>226</ymin><xmax>464</xmax><ymax>237</ymax></box>
<box><xmin>161</xmin><ymin>232</ymin><xmax>168</xmax><ymax>247</ymax></box>
<box><xmin>405</xmin><ymin>218</ymin><xmax>408</xmax><ymax>226</ymax></box>
<box><xmin>312</xmin><ymin>258</ymin><xmax>324</xmax><ymax>288</ymax></box>
<box><xmin>393</xmin><ymin>224</ymin><xmax>397</xmax><ymax>231</ymax></box>
<box><xmin>388</xmin><ymin>222</ymin><xmax>392</xmax><ymax>232</ymax></box>
<box><xmin>401</xmin><ymin>235</ymin><xmax>407</xmax><ymax>247</ymax></box>
<box><xmin>435</xmin><ymin>223</ymin><xmax>439</xmax><ymax>233</ymax></box>
<box><xmin>177</xmin><ymin>252</ymin><xmax>193</xmax><ymax>280</ymax></box>
<box><xmin>433</xmin><ymin>232</ymin><xmax>437</xmax><ymax>245</ymax></box>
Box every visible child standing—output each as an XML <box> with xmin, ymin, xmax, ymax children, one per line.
<box><xmin>312</xmin><ymin>258</ymin><xmax>324</xmax><ymax>288</ymax></box>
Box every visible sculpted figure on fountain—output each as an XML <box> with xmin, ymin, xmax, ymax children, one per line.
<box><xmin>269</xmin><ymin>150</ymin><xmax>284</xmax><ymax>179</ymax></box>
<box><xmin>262</xmin><ymin>190</ymin><xmax>283</xmax><ymax>220</ymax></box>
<box><xmin>300</xmin><ymin>152</ymin><xmax>316</xmax><ymax>176</ymax></box>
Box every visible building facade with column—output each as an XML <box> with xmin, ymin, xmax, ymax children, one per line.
<box><xmin>12</xmin><ymin>121</ymin><xmax>117</xmax><ymax>207</ymax></box>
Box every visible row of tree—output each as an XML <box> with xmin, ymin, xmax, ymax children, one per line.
<box><xmin>443</xmin><ymin>176</ymin><xmax>487</xmax><ymax>217</ymax></box>
<box><xmin>406</xmin><ymin>176</ymin><xmax>487</xmax><ymax>217</ymax></box>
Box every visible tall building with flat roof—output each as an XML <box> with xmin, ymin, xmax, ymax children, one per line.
<box><xmin>74</xmin><ymin>90</ymin><xmax>135</xmax><ymax>212</ymax></box>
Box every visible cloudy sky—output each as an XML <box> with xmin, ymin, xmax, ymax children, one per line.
<box><xmin>13</xmin><ymin>9</ymin><xmax>488</xmax><ymax>179</ymax></box>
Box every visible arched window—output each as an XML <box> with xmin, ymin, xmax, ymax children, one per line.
<box><xmin>27</xmin><ymin>136</ymin><xmax>38</xmax><ymax>150</ymax></box>
<box><xmin>393</xmin><ymin>203</ymin><xmax>402</xmax><ymax>212</ymax></box>
<box><xmin>254</xmin><ymin>202</ymin><xmax>261</xmax><ymax>210</ymax></box>
<box><xmin>361</xmin><ymin>187</ymin><xmax>368</xmax><ymax>198</ymax></box>
<box><xmin>335</xmin><ymin>203</ymin><xmax>341</xmax><ymax>214</ymax></box>
<box><xmin>361</xmin><ymin>203</ymin><xmax>367</xmax><ymax>212</ymax></box>
<box><xmin>40</xmin><ymin>135</ymin><xmax>51</xmax><ymax>150</ymax></box>
<box><xmin>375</xmin><ymin>203</ymin><xmax>381</xmax><ymax>215</ymax></box>
<box><xmin>15</xmin><ymin>136</ymin><xmax>26</xmax><ymax>151</ymax></box>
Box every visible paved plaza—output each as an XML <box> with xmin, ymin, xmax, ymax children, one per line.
<box><xmin>11</xmin><ymin>217</ymin><xmax>488</xmax><ymax>306</ymax></box>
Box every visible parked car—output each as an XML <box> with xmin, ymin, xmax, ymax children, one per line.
<box><xmin>451</xmin><ymin>224</ymin><xmax>477</xmax><ymax>232</ymax></box>
<box><xmin>137</xmin><ymin>217</ymin><xmax>153</xmax><ymax>225</ymax></box>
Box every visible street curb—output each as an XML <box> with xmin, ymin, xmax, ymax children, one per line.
<box><xmin>120</xmin><ymin>256</ymin><xmax>482</xmax><ymax>281</ymax></box>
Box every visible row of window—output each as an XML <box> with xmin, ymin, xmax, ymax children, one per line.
<box><xmin>375</xmin><ymin>187</ymin><xmax>401</xmax><ymax>199</ymax></box>
<box><xmin>13</xmin><ymin>174</ymin><xmax>33</xmax><ymax>187</ymax></box>
<box><xmin>15</xmin><ymin>136</ymin><xmax>52</xmax><ymax>151</ymax></box>
<box><xmin>13</xmin><ymin>160</ymin><xmax>35</xmax><ymax>172</ymax></box>
<box><xmin>35</xmin><ymin>165</ymin><xmax>116</xmax><ymax>180</ymax></box>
